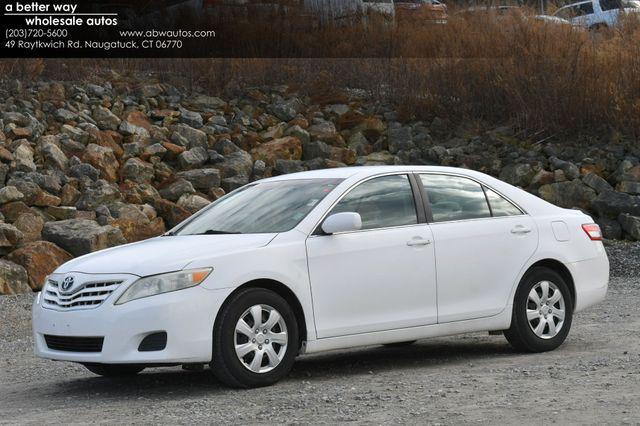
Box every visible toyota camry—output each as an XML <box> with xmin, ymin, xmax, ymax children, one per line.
<box><xmin>32</xmin><ymin>166</ymin><xmax>609</xmax><ymax>388</ymax></box>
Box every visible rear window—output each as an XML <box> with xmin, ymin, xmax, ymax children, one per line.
<box><xmin>420</xmin><ymin>174</ymin><xmax>491</xmax><ymax>222</ymax></box>
<box><xmin>600</xmin><ymin>0</ymin><xmax>621</xmax><ymax>10</ymax></box>
<box><xmin>484</xmin><ymin>188</ymin><xmax>523</xmax><ymax>217</ymax></box>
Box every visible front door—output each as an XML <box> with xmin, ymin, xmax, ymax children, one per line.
<box><xmin>306</xmin><ymin>174</ymin><xmax>438</xmax><ymax>338</ymax></box>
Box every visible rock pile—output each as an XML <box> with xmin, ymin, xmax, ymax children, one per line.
<box><xmin>0</xmin><ymin>77</ymin><xmax>638</xmax><ymax>294</ymax></box>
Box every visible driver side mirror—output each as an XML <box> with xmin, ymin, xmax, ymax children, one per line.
<box><xmin>321</xmin><ymin>212</ymin><xmax>362</xmax><ymax>235</ymax></box>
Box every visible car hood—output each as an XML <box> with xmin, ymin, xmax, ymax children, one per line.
<box><xmin>55</xmin><ymin>234</ymin><xmax>278</xmax><ymax>277</ymax></box>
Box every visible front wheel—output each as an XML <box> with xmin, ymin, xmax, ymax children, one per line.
<box><xmin>211</xmin><ymin>288</ymin><xmax>299</xmax><ymax>388</ymax></box>
<box><xmin>83</xmin><ymin>363</ymin><xmax>145</xmax><ymax>377</ymax></box>
<box><xmin>504</xmin><ymin>267</ymin><xmax>573</xmax><ymax>352</ymax></box>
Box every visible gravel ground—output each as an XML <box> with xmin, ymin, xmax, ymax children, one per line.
<box><xmin>1</xmin><ymin>241</ymin><xmax>639</xmax><ymax>425</ymax></box>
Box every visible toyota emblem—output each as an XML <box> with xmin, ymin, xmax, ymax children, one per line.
<box><xmin>61</xmin><ymin>276</ymin><xmax>75</xmax><ymax>292</ymax></box>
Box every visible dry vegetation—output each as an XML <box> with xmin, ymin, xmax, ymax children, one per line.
<box><xmin>2</xmin><ymin>9</ymin><xmax>640</xmax><ymax>138</ymax></box>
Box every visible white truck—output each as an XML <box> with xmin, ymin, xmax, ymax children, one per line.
<box><xmin>553</xmin><ymin>0</ymin><xmax>640</xmax><ymax>28</ymax></box>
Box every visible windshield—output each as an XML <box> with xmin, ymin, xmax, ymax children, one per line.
<box><xmin>174</xmin><ymin>178</ymin><xmax>344</xmax><ymax>235</ymax></box>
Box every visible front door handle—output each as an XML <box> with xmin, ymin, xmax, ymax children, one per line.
<box><xmin>511</xmin><ymin>226</ymin><xmax>532</xmax><ymax>235</ymax></box>
<box><xmin>407</xmin><ymin>238</ymin><xmax>432</xmax><ymax>247</ymax></box>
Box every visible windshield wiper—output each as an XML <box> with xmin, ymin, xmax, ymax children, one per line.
<box><xmin>195</xmin><ymin>230</ymin><xmax>242</xmax><ymax>235</ymax></box>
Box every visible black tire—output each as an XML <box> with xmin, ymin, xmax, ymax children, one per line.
<box><xmin>83</xmin><ymin>363</ymin><xmax>145</xmax><ymax>377</ymax></box>
<box><xmin>383</xmin><ymin>340</ymin><xmax>417</xmax><ymax>348</ymax></box>
<box><xmin>504</xmin><ymin>267</ymin><xmax>573</xmax><ymax>353</ymax></box>
<box><xmin>211</xmin><ymin>288</ymin><xmax>299</xmax><ymax>388</ymax></box>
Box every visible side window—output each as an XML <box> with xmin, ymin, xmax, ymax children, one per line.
<box><xmin>577</xmin><ymin>2</ymin><xmax>595</xmax><ymax>14</ymax></box>
<box><xmin>484</xmin><ymin>188</ymin><xmax>523</xmax><ymax>217</ymax></box>
<box><xmin>330</xmin><ymin>175</ymin><xmax>418</xmax><ymax>230</ymax></box>
<box><xmin>600</xmin><ymin>0</ymin><xmax>620</xmax><ymax>10</ymax></box>
<box><xmin>420</xmin><ymin>174</ymin><xmax>491</xmax><ymax>222</ymax></box>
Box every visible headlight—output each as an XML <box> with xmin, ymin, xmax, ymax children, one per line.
<box><xmin>115</xmin><ymin>268</ymin><xmax>212</xmax><ymax>305</ymax></box>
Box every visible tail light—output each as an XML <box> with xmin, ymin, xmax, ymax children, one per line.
<box><xmin>582</xmin><ymin>223</ymin><xmax>603</xmax><ymax>241</ymax></box>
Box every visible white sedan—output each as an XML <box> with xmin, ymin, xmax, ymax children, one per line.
<box><xmin>32</xmin><ymin>166</ymin><xmax>609</xmax><ymax>388</ymax></box>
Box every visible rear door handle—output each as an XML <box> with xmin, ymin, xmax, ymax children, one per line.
<box><xmin>511</xmin><ymin>226</ymin><xmax>532</xmax><ymax>235</ymax></box>
<box><xmin>407</xmin><ymin>238</ymin><xmax>432</xmax><ymax>247</ymax></box>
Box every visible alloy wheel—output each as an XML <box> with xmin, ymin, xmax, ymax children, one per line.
<box><xmin>526</xmin><ymin>280</ymin><xmax>566</xmax><ymax>339</ymax></box>
<box><xmin>234</xmin><ymin>304</ymin><xmax>288</xmax><ymax>373</ymax></box>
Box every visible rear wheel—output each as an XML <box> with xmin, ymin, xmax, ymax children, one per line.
<box><xmin>504</xmin><ymin>267</ymin><xmax>573</xmax><ymax>352</ymax></box>
<box><xmin>211</xmin><ymin>288</ymin><xmax>299</xmax><ymax>388</ymax></box>
<box><xmin>83</xmin><ymin>363</ymin><xmax>145</xmax><ymax>377</ymax></box>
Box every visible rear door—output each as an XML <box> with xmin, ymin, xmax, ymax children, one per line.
<box><xmin>417</xmin><ymin>173</ymin><xmax>539</xmax><ymax>323</ymax></box>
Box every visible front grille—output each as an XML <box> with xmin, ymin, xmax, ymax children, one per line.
<box><xmin>43</xmin><ymin>279</ymin><xmax>122</xmax><ymax>311</ymax></box>
<box><xmin>44</xmin><ymin>335</ymin><xmax>104</xmax><ymax>352</ymax></box>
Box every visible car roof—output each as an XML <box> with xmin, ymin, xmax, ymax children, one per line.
<box><xmin>261</xmin><ymin>165</ymin><xmax>577</xmax><ymax>217</ymax></box>
<box><xmin>260</xmin><ymin>165</ymin><xmax>487</xmax><ymax>181</ymax></box>
<box><xmin>556</xmin><ymin>0</ymin><xmax>593</xmax><ymax>9</ymax></box>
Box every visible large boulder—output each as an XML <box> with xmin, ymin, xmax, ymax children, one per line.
<box><xmin>159</xmin><ymin>178</ymin><xmax>195</xmax><ymax>202</ymax></box>
<box><xmin>69</xmin><ymin>163</ymin><xmax>100</xmax><ymax>182</ymax></box>
<box><xmin>0</xmin><ymin>260</ymin><xmax>31</xmax><ymax>295</ymax></box>
<box><xmin>177</xmin><ymin>194</ymin><xmax>211</xmax><ymax>213</ymax></box>
<box><xmin>0</xmin><ymin>201</ymin><xmax>32</xmax><ymax>222</ymax></box>
<box><xmin>178</xmin><ymin>147</ymin><xmax>208</xmax><ymax>170</ymax></box>
<box><xmin>188</xmin><ymin>94</ymin><xmax>226</xmax><ymax>111</ymax></box>
<box><xmin>92</xmin><ymin>106</ymin><xmax>121</xmax><ymax>131</ymax></box>
<box><xmin>618</xmin><ymin>213</ymin><xmax>640</xmax><ymax>240</ymax></box>
<box><xmin>172</xmin><ymin>123</ymin><xmax>207</xmax><ymax>149</ymax></box>
<box><xmin>120</xmin><ymin>157</ymin><xmax>155</xmax><ymax>183</ymax></box>
<box><xmin>82</xmin><ymin>144</ymin><xmax>119</xmax><ymax>182</ymax></box>
<box><xmin>361</xmin><ymin>151</ymin><xmax>395</xmax><ymax>165</ymax></box>
<box><xmin>120</xmin><ymin>181</ymin><xmax>161</xmax><ymax>204</ymax></box>
<box><xmin>75</xmin><ymin>179</ymin><xmax>122</xmax><ymax>211</ymax></box>
<box><xmin>549</xmin><ymin>157</ymin><xmax>580</xmax><ymax>180</ymax></box>
<box><xmin>179</xmin><ymin>107</ymin><xmax>204</xmax><ymax>128</ymax></box>
<box><xmin>592</xmin><ymin>190</ymin><xmax>640</xmax><ymax>218</ymax></box>
<box><xmin>617</xmin><ymin>181</ymin><xmax>640</xmax><ymax>196</ymax></box>
<box><xmin>119</xmin><ymin>112</ymin><xmax>151</xmax><ymax>138</ymax></box>
<box><xmin>582</xmin><ymin>173</ymin><xmax>613</xmax><ymax>194</ymax></box>
<box><xmin>41</xmin><ymin>141</ymin><xmax>68</xmax><ymax>171</ymax></box>
<box><xmin>302</xmin><ymin>140</ymin><xmax>331</xmax><ymax>161</ymax></box>
<box><xmin>7</xmin><ymin>241</ymin><xmax>73</xmax><ymax>290</ymax></box>
<box><xmin>13</xmin><ymin>212</ymin><xmax>44</xmax><ymax>242</ymax></box>
<box><xmin>14</xmin><ymin>144</ymin><xmax>36</xmax><ymax>172</ymax></box>
<box><xmin>499</xmin><ymin>163</ymin><xmax>535</xmax><ymax>188</ymax></box>
<box><xmin>285</xmin><ymin>125</ymin><xmax>310</xmax><ymax>144</ymax></box>
<box><xmin>215</xmin><ymin>151</ymin><xmax>253</xmax><ymax>179</ymax></box>
<box><xmin>6</xmin><ymin>178</ymin><xmax>42</xmax><ymax>206</ymax></box>
<box><xmin>177</xmin><ymin>168</ymin><xmax>221</xmax><ymax>192</ymax></box>
<box><xmin>269</xmin><ymin>98</ymin><xmax>302</xmax><ymax>122</ymax></box>
<box><xmin>308</xmin><ymin>121</ymin><xmax>338</xmax><ymax>143</ymax></box>
<box><xmin>0</xmin><ymin>223</ymin><xmax>24</xmax><ymax>254</ymax></box>
<box><xmin>251</xmin><ymin>137</ymin><xmax>302</xmax><ymax>167</ymax></box>
<box><xmin>42</xmin><ymin>219</ymin><xmax>126</xmax><ymax>256</ymax></box>
<box><xmin>105</xmin><ymin>202</ymin><xmax>165</xmax><ymax>242</ymax></box>
<box><xmin>387</xmin><ymin>126</ymin><xmax>415</xmax><ymax>154</ymax></box>
<box><xmin>0</xmin><ymin>186</ymin><xmax>24</xmax><ymax>204</ymax></box>
<box><xmin>538</xmin><ymin>181</ymin><xmax>596</xmax><ymax>210</ymax></box>
<box><xmin>154</xmin><ymin>199</ymin><xmax>191</xmax><ymax>228</ymax></box>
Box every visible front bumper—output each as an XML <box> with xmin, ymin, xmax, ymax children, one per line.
<box><xmin>33</xmin><ymin>279</ymin><xmax>233</xmax><ymax>364</ymax></box>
